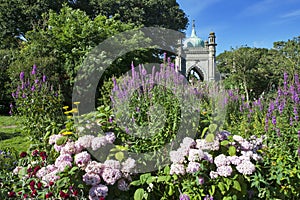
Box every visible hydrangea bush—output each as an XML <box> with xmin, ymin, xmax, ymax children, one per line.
<box><xmin>130</xmin><ymin>132</ymin><xmax>265</xmax><ymax>199</ymax></box>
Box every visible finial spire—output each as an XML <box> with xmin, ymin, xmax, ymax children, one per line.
<box><xmin>191</xmin><ymin>20</ymin><xmax>197</xmax><ymax>38</ymax></box>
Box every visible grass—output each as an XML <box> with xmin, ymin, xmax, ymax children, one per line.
<box><xmin>0</xmin><ymin>115</ymin><xmax>31</xmax><ymax>152</ymax></box>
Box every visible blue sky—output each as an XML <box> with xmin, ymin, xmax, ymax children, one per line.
<box><xmin>177</xmin><ymin>0</ymin><xmax>300</xmax><ymax>55</ymax></box>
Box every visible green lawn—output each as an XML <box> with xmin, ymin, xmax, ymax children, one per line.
<box><xmin>0</xmin><ymin>116</ymin><xmax>31</xmax><ymax>152</ymax></box>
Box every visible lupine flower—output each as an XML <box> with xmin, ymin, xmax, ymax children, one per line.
<box><xmin>42</xmin><ymin>75</ymin><xmax>47</xmax><ymax>82</ymax></box>
<box><xmin>198</xmin><ymin>176</ymin><xmax>204</xmax><ymax>185</ymax></box>
<box><xmin>179</xmin><ymin>193</ymin><xmax>190</xmax><ymax>200</ymax></box>
<box><xmin>20</xmin><ymin>71</ymin><xmax>25</xmax><ymax>81</ymax></box>
<box><xmin>31</xmin><ymin>64</ymin><xmax>37</xmax><ymax>75</ymax></box>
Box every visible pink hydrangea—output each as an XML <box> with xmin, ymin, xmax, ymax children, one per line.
<box><xmin>217</xmin><ymin>165</ymin><xmax>233</xmax><ymax>177</ymax></box>
<box><xmin>61</xmin><ymin>141</ymin><xmax>76</xmax><ymax>155</ymax></box>
<box><xmin>101</xmin><ymin>167</ymin><xmax>122</xmax><ymax>185</ymax></box>
<box><xmin>85</xmin><ymin>161</ymin><xmax>104</xmax><ymax>174</ymax></box>
<box><xmin>55</xmin><ymin>154</ymin><xmax>73</xmax><ymax>167</ymax></box>
<box><xmin>186</xmin><ymin>162</ymin><xmax>200</xmax><ymax>173</ymax></box>
<box><xmin>56</xmin><ymin>161</ymin><xmax>72</xmax><ymax>172</ymax></box>
<box><xmin>214</xmin><ymin>154</ymin><xmax>230</xmax><ymax>167</ymax></box>
<box><xmin>49</xmin><ymin>134</ymin><xmax>63</xmax><ymax>145</ymax></box>
<box><xmin>121</xmin><ymin>157</ymin><xmax>136</xmax><ymax>173</ymax></box>
<box><xmin>83</xmin><ymin>173</ymin><xmax>101</xmax><ymax>186</ymax></box>
<box><xmin>188</xmin><ymin>149</ymin><xmax>204</xmax><ymax>162</ymax></box>
<box><xmin>170</xmin><ymin>163</ymin><xmax>185</xmax><ymax>175</ymax></box>
<box><xmin>236</xmin><ymin>160</ymin><xmax>256</xmax><ymax>175</ymax></box>
<box><xmin>75</xmin><ymin>151</ymin><xmax>91</xmax><ymax>168</ymax></box>
<box><xmin>117</xmin><ymin>179</ymin><xmax>130</xmax><ymax>191</ymax></box>
<box><xmin>104</xmin><ymin>160</ymin><xmax>120</xmax><ymax>170</ymax></box>
<box><xmin>89</xmin><ymin>184</ymin><xmax>108</xmax><ymax>199</ymax></box>
<box><xmin>91</xmin><ymin>136</ymin><xmax>107</xmax><ymax>151</ymax></box>
<box><xmin>105</xmin><ymin>132</ymin><xmax>116</xmax><ymax>144</ymax></box>
<box><xmin>77</xmin><ymin>135</ymin><xmax>95</xmax><ymax>149</ymax></box>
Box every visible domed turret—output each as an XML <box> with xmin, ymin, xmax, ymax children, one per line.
<box><xmin>183</xmin><ymin>20</ymin><xmax>204</xmax><ymax>48</ymax></box>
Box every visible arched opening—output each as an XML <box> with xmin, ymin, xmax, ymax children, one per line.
<box><xmin>187</xmin><ymin>66</ymin><xmax>204</xmax><ymax>84</ymax></box>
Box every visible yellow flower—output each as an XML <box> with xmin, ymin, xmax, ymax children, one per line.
<box><xmin>62</xmin><ymin>131</ymin><xmax>73</xmax><ymax>135</ymax></box>
<box><xmin>73</xmin><ymin>102</ymin><xmax>80</xmax><ymax>105</ymax></box>
<box><xmin>64</xmin><ymin>111</ymin><xmax>71</xmax><ymax>114</ymax></box>
<box><xmin>70</xmin><ymin>108</ymin><xmax>78</xmax><ymax>113</ymax></box>
<box><xmin>63</xmin><ymin>106</ymin><xmax>69</xmax><ymax>110</ymax></box>
<box><xmin>67</xmin><ymin>116</ymin><xmax>72</xmax><ymax>119</ymax></box>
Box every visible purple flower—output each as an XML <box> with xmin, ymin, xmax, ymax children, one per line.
<box><xmin>31</xmin><ymin>85</ymin><xmax>35</xmax><ymax>91</ymax></box>
<box><xmin>31</xmin><ymin>64</ymin><xmax>37</xmax><ymax>75</ymax></box>
<box><xmin>42</xmin><ymin>75</ymin><xmax>47</xmax><ymax>82</ymax></box>
<box><xmin>271</xmin><ymin>116</ymin><xmax>276</xmax><ymax>126</ymax></box>
<box><xmin>204</xmin><ymin>195</ymin><xmax>214</xmax><ymax>200</ymax></box>
<box><xmin>179</xmin><ymin>193</ymin><xmax>190</xmax><ymax>200</ymax></box>
<box><xmin>20</xmin><ymin>71</ymin><xmax>25</xmax><ymax>81</ymax></box>
<box><xmin>198</xmin><ymin>176</ymin><xmax>204</xmax><ymax>185</ymax></box>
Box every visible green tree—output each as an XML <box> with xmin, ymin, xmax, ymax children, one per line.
<box><xmin>8</xmin><ymin>5</ymin><xmax>135</xmax><ymax>104</ymax></box>
<box><xmin>90</xmin><ymin>0</ymin><xmax>188</xmax><ymax>31</ymax></box>
<box><xmin>217</xmin><ymin>47</ymin><xmax>266</xmax><ymax>101</ymax></box>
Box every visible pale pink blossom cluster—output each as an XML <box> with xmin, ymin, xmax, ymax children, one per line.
<box><xmin>169</xmin><ymin>137</ymin><xmax>214</xmax><ymax>175</ymax></box>
<box><xmin>33</xmin><ymin>132</ymin><xmax>135</xmax><ymax>199</ymax></box>
<box><xmin>169</xmin><ymin>133</ymin><xmax>264</xmax><ymax>179</ymax></box>
<box><xmin>75</xmin><ymin>151</ymin><xmax>91</xmax><ymax>168</ymax></box>
<box><xmin>89</xmin><ymin>184</ymin><xmax>109</xmax><ymax>200</ymax></box>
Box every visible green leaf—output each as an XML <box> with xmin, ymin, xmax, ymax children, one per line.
<box><xmin>140</xmin><ymin>173</ymin><xmax>151</xmax><ymax>184</ymax></box>
<box><xmin>146</xmin><ymin>176</ymin><xmax>156</xmax><ymax>184</ymax></box>
<box><xmin>130</xmin><ymin>180</ymin><xmax>142</xmax><ymax>186</ymax></box>
<box><xmin>233</xmin><ymin>180</ymin><xmax>241</xmax><ymax>191</ymax></box>
<box><xmin>56</xmin><ymin>136</ymin><xmax>68</xmax><ymax>146</ymax></box>
<box><xmin>218</xmin><ymin>182</ymin><xmax>225</xmax><ymax>195</ymax></box>
<box><xmin>205</xmin><ymin>133</ymin><xmax>215</xmax><ymax>142</ymax></box>
<box><xmin>115</xmin><ymin>152</ymin><xmax>124</xmax><ymax>161</ymax></box>
<box><xmin>134</xmin><ymin>188</ymin><xmax>145</xmax><ymax>200</ymax></box>
<box><xmin>228</xmin><ymin>146</ymin><xmax>236</xmax><ymax>156</ymax></box>
<box><xmin>201</xmin><ymin>127</ymin><xmax>209</xmax><ymax>138</ymax></box>
<box><xmin>168</xmin><ymin>185</ymin><xmax>174</xmax><ymax>196</ymax></box>
<box><xmin>209</xmin><ymin>123</ymin><xmax>218</xmax><ymax>133</ymax></box>
<box><xmin>221</xmin><ymin>140</ymin><xmax>229</xmax><ymax>146</ymax></box>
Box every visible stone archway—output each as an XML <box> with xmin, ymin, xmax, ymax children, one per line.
<box><xmin>187</xmin><ymin>66</ymin><xmax>204</xmax><ymax>83</ymax></box>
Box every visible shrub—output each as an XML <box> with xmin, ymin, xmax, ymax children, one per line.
<box><xmin>10</xmin><ymin>65</ymin><xmax>65</xmax><ymax>142</ymax></box>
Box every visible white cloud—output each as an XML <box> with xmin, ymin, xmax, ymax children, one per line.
<box><xmin>280</xmin><ymin>9</ymin><xmax>300</xmax><ymax>18</ymax></box>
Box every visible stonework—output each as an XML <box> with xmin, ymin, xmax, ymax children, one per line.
<box><xmin>175</xmin><ymin>21</ymin><xmax>220</xmax><ymax>82</ymax></box>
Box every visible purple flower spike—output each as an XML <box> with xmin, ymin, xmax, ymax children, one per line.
<box><xmin>31</xmin><ymin>64</ymin><xmax>37</xmax><ymax>75</ymax></box>
<box><xmin>31</xmin><ymin>85</ymin><xmax>35</xmax><ymax>91</ymax></box>
<box><xmin>20</xmin><ymin>71</ymin><xmax>25</xmax><ymax>81</ymax></box>
<box><xmin>179</xmin><ymin>194</ymin><xmax>190</xmax><ymax>200</ymax></box>
<box><xmin>42</xmin><ymin>75</ymin><xmax>47</xmax><ymax>82</ymax></box>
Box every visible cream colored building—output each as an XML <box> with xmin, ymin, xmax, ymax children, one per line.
<box><xmin>175</xmin><ymin>21</ymin><xmax>220</xmax><ymax>82</ymax></box>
